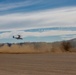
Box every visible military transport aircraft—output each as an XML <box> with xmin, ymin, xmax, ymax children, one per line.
<box><xmin>13</xmin><ymin>35</ymin><xmax>23</xmax><ymax>40</ymax></box>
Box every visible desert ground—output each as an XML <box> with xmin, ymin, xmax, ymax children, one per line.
<box><xmin>0</xmin><ymin>53</ymin><xmax>76</xmax><ymax>75</ymax></box>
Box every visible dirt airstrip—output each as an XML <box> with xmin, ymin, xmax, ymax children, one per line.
<box><xmin>0</xmin><ymin>53</ymin><xmax>76</xmax><ymax>75</ymax></box>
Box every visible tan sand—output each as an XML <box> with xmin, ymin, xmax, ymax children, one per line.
<box><xmin>0</xmin><ymin>53</ymin><xmax>76</xmax><ymax>75</ymax></box>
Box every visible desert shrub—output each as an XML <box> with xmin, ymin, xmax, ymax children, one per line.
<box><xmin>33</xmin><ymin>43</ymin><xmax>41</xmax><ymax>50</ymax></box>
<box><xmin>18</xmin><ymin>43</ymin><xmax>24</xmax><ymax>46</ymax></box>
<box><xmin>61</xmin><ymin>41</ymin><xmax>71</xmax><ymax>51</ymax></box>
<box><xmin>7</xmin><ymin>43</ymin><xmax>12</xmax><ymax>47</ymax></box>
<box><xmin>0</xmin><ymin>44</ymin><xmax>4</xmax><ymax>47</ymax></box>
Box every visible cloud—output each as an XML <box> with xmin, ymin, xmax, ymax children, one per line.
<box><xmin>0</xmin><ymin>30</ymin><xmax>76</xmax><ymax>39</ymax></box>
<box><xmin>61</xmin><ymin>34</ymin><xmax>76</xmax><ymax>40</ymax></box>
<box><xmin>0</xmin><ymin>0</ymin><xmax>41</xmax><ymax>11</ymax></box>
<box><xmin>0</xmin><ymin>6</ymin><xmax>76</xmax><ymax>31</ymax></box>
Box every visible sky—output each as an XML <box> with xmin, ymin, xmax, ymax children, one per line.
<box><xmin>0</xmin><ymin>0</ymin><xmax>76</xmax><ymax>43</ymax></box>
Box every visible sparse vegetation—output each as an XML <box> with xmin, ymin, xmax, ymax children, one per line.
<box><xmin>7</xmin><ymin>43</ymin><xmax>12</xmax><ymax>47</ymax></box>
<box><xmin>0</xmin><ymin>44</ymin><xmax>4</xmax><ymax>47</ymax></box>
<box><xmin>0</xmin><ymin>41</ymin><xmax>75</xmax><ymax>54</ymax></box>
<box><xmin>33</xmin><ymin>43</ymin><xmax>41</xmax><ymax>50</ymax></box>
<box><xmin>61</xmin><ymin>41</ymin><xmax>71</xmax><ymax>51</ymax></box>
<box><xmin>18</xmin><ymin>43</ymin><xmax>24</xmax><ymax>46</ymax></box>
